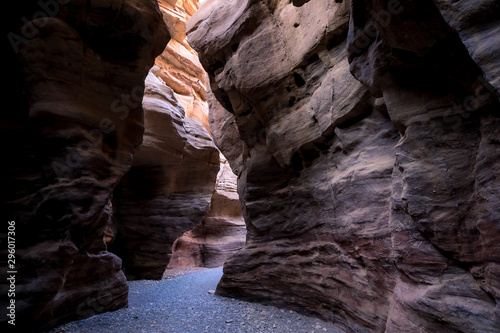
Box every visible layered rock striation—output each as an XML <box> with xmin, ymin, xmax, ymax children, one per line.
<box><xmin>110</xmin><ymin>0</ymin><xmax>237</xmax><ymax>280</ymax></box>
<box><xmin>155</xmin><ymin>0</ymin><xmax>210</xmax><ymax>130</ymax></box>
<box><xmin>110</xmin><ymin>68</ymin><xmax>220</xmax><ymax>280</ymax></box>
<box><xmin>187</xmin><ymin>0</ymin><xmax>500</xmax><ymax>332</ymax></box>
<box><xmin>168</xmin><ymin>155</ymin><xmax>246</xmax><ymax>269</ymax></box>
<box><xmin>1</xmin><ymin>0</ymin><xmax>169</xmax><ymax>332</ymax></box>
<box><xmin>348</xmin><ymin>1</ymin><xmax>500</xmax><ymax>331</ymax></box>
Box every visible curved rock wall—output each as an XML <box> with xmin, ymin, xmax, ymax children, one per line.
<box><xmin>155</xmin><ymin>0</ymin><xmax>211</xmax><ymax>130</ymax></box>
<box><xmin>348</xmin><ymin>1</ymin><xmax>500</xmax><ymax>331</ymax></box>
<box><xmin>1</xmin><ymin>1</ymin><xmax>169</xmax><ymax>332</ymax></box>
<box><xmin>110</xmin><ymin>68</ymin><xmax>220</xmax><ymax>280</ymax></box>
<box><xmin>168</xmin><ymin>155</ymin><xmax>246</xmax><ymax>269</ymax></box>
<box><xmin>187</xmin><ymin>0</ymin><xmax>500</xmax><ymax>331</ymax></box>
<box><xmin>109</xmin><ymin>0</ymin><xmax>222</xmax><ymax>280</ymax></box>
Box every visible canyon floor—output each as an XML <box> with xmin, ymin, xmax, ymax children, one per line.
<box><xmin>47</xmin><ymin>267</ymin><xmax>344</xmax><ymax>333</ymax></box>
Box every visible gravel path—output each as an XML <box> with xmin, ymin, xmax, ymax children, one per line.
<box><xmin>49</xmin><ymin>267</ymin><xmax>345</xmax><ymax>333</ymax></box>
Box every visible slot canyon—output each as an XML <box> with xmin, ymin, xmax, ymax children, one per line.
<box><xmin>1</xmin><ymin>0</ymin><xmax>499</xmax><ymax>332</ymax></box>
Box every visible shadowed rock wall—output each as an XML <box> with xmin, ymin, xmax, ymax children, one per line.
<box><xmin>348</xmin><ymin>1</ymin><xmax>500</xmax><ymax>331</ymax></box>
<box><xmin>1</xmin><ymin>1</ymin><xmax>169</xmax><ymax>331</ymax></box>
<box><xmin>187</xmin><ymin>0</ymin><xmax>500</xmax><ymax>331</ymax></box>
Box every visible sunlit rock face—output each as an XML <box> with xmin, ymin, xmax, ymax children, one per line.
<box><xmin>110</xmin><ymin>69</ymin><xmax>220</xmax><ymax>280</ymax></box>
<box><xmin>154</xmin><ymin>0</ymin><xmax>210</xmax><ymax>130</ymax></box>
<box><xmin>109</xmin><ymin>0</ymin><xmax>241</xmax><ymax>280</ymax></box>
<box><xmin>1</xmin><ymin>0</ymin><xmax>169</xmax><ymax>332</ymax></box>
<box><xmin>187</xmin><ymin>0</ymin><xmax>500</xmax><ymax>331</ymax></box>
<box><xmin>168</xmin><ymin>155</ymin><xmax>246</xmax><ymax>269</ymax></box>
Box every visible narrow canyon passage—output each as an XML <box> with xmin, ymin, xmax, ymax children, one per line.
<box><xmin>2</xmin><ymin>0</ymin><xmax>500</xmax><ymax>332</ymax></box>
<box><xmin>48</xmin><ymin>268</ymin><xmax>344</xmax><ymax>333</ymax></box>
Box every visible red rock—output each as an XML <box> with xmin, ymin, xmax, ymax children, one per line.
<box><xmin>1</xmin><ymin>0</ymin><xmax>169</xmax><ymax>331</ymax></box>
<box><xmin>155</xmin><ymin>0</ymin><xmax>210</xmax><ymax>130</ymax></box>
<box><xmin>187</xmin><ymin>0</ymin><xmax>500</xmax><ymax>331</ymax></box>
<box><xmin>110</xmin><ymin>69</ymin><xmax>220</xmax><ymax>280</ymax></box>
<box><xmin>108</xmin><ymin>0</ymin><xmax>221</xmax><ymax>281</ymax></box>
<box><xmin>168</xmin><ymin>155</ymin><xmax>246</xmax><ymax>269</ymax></box>
<box><xmin>348</xmin><ymin>1</ymin><xmax>500</xmax><ymax>331</ymax></box>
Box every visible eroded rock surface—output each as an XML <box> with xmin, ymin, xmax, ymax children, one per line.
<box><xmin>348</xmin><ymin>1</ymin><xmax>500</xmax><ymax>331</ymax></box>
<box><xmin>1</xmin><ymin>0</ymin><xmax>169</xmax><ymax>331</ymax></box>
<box><xmin>168</xmin><ymin>155</ymin><xmax>246</xmax><ymax>269</ymax></box>
<box><xmin>110</xmin><ymin>68</ymin><xmax>220</xmax><ymax>280</ymax></box>
<box><xmin>187</xmin><ymin>0</ymin><xmax>500</xmax><ymax>331</ymax></box>
<box><xmin>155</xmin><ymin>0</ymin><xmax>210</xmax><ymax>130</ymax></box>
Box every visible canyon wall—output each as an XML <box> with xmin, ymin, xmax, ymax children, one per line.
<box><xmin>1</xmin><ymin>0</ymin><xmax>169</xmax><ymax>331</ymax></box>
<box><xmin>110</xmin><ymin>68</ymin><xmax>220</xmax><ymax>280</ymax></box>
<box><xmin>168</xmin><ymin>155</ymin><xmax>246</xmax><ymax>269</ymax></box>
<box><xmin>187</xmin><ymin>0</ymin><xmax>500</xmax><ymax>332</ymax></box>
<box><xmin>109</xmin><ymin>0</ymin><xmax>223</xmax><ymax>280</ymax></box>
<box><xmin>155</xmin><ymin>0</ymin><xmax>211</xmax><ymax>130</ymax></box>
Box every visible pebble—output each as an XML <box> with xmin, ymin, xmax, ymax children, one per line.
<box><xmin>48</xmin><ymin>267</ymin><xmax>345</xmax><ymax>333</ymax></box>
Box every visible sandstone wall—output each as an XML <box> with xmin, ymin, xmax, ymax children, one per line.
<box><xmin>110</xmin><ymin>68</ymin><xmax>220</xmax><ymax>280</ymax></box>
<box><xmin>1</xmin><ymin>1</ymin><xmax>169</xmax><ymax>331</ymax></box>
<box><xmin>168</xmin><ymin>155</ymin><xmax>246</xmax><ymax>269</ymax></box>
<box><xmin>349</xmin><ymin>1</ymin><xmax>500</xmax><ymax>331</ymax></box>
<box><xmin>187</xmin><ymin>0</ymin><xmax>500</xmax><ymax>331</ymax></box>
<box><xmin>108</xmin><ymin>0</ymin><xmax>224</xmax><ymax>280</ymax></box>
<box><xmin>155</xmin><ymin>0</ymin><xmax>210</xmax><ymax>130</ymax></box>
